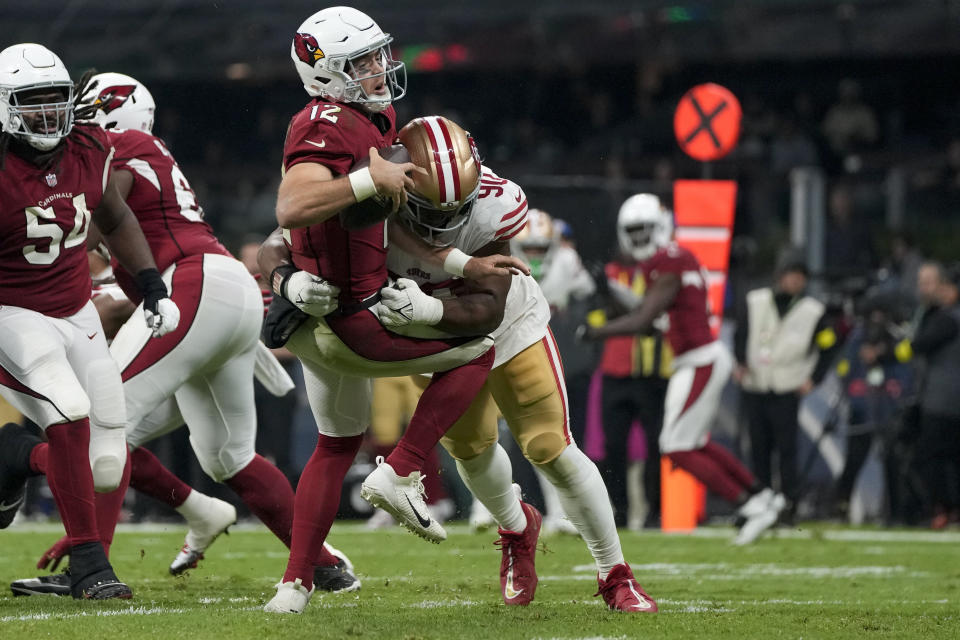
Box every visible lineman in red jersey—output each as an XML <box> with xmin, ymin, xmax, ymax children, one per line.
<box><xmin>582</xmin><ymin>213</ymin><xmax>786</xmax><ymax>545</ymax></box>
<box><xmin>259</xmin><ymin>7</ymin><xmax>530</xmax><ymax>613</ymax></box>
<box><xmin>11</xmin><ymin>71</ymin><xmax>358</xmax><ymax>595</ymax></box>
<box><xmin>0</xmin><ymin>45</ymin><xmax>179</xmax><ymax>600</ymax></box>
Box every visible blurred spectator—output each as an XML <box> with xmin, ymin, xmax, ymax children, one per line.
<box><xmin>822</xmin><ymin>78</ymin><xmax>879</xmax><ymax>156</ymax></box>
<box><xmin>824</xmin><ymin>183</ymin><xmax>877</xmax><ymax>276</ymax></box>
<box><xmin>734</xmin><ymin>250</ymin><xmax>841</xmax><ymax>518</ymax></box>
<box><xmin>909</xmin><ymin>262</ymin><xmax>960</xmax><ymax>528</ymax></box>
<box><xmin>770</xmin><ymin>114</ymin><xmax>819</xmax><ymax>175</ymax></box>
<box><xmin>831</xmin><ymin>303</ymin><xmax>913</xmax><ymax>521</ymax></box>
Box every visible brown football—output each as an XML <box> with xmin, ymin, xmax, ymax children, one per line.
<box><xmin>338</xmin><ymin>144</ymin><xmax>411</xmax><ymax>230</ymax></box>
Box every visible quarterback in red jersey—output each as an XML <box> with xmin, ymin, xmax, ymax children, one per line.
<box><xmin>7</xmin><ymin>71</ymin><xmax>357</xmax><ymax>596</ymax></box>
<box><xmin>583</xmin><ymin>197</ymin><xmax>785</xmax><ymax>545</ymax></box>
<box><xmin>0</xmin><ymin>44</ymin><xmax>179</xmax><ymax>600</ymax></box>
<box><xmin>258</xmin><ymin>7</ymin><xmax>533</xmax><ymax>614</ymax></box>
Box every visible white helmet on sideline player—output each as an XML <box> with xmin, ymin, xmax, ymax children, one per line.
<box><xmin>79</xmin><ymin>72</ymin><xmax>156</xmax><ymax>133</ymax></box>
<box><xmin>0</xmin><ymin>43</ymin><xmax>74</xmax><ymax>151</ymax></box>
<box><xmin>617</xmin><ymin>193</ymin><xmax>668</xmax><ymax>261</ymax></box>
<box><xmin>291</xmin><ymin>7</ymin><xmax>406</xmax><ymax>113</ymax></box>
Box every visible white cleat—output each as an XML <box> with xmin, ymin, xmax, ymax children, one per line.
<box><xmin>469</xmin><ymin>498</ymin><xmax>495</xmax><ymax>532</ymax></box>
<box><xmin>542</xmin><ymin>515</ymin><xmax>580</xmax><ymax>537</ymax></box>
<box><xmin>365</xmin><ymin>508</ymin><xmax>396</xmax><ymax>531</ymax></box>
<box><xmin>264</xmin><ymin>578</ymin><xmax>314</xmax><ymax>614</ymax></box>
<box><xmin>733</xmin><ymin>488</ymin><xmax>783</xmax><ymax>546</ymax></box>
<box><xmin>360</xmin><ymin>456</ymin><xmax>447</xmax><ymax>543</ymax></box>
<box><xmin>169</xmin><ymin>495</ymin><xmax>237</xmax><ymax>575</ymax></box>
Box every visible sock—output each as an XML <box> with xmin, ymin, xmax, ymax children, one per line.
<box><xmin>535</xmin><ymin>468</ymin><xmax>566</xmax><ymax>521</ymax></box>
<box><xmin>421</xmin><ymin>446</ymin><xmax>449</xmax><ymax>505</ymax></box>
<box><xmin>29</xmin><ymin>442</ymin><xmax>48</xmax><ymax>474</ymax></box>
<box><xmin>45</xmin><ymin>420</ymin><xmax>99</xmax><ymax>547</ymax></box>
<box><xmin>94</xmin><ymin>450</ymin><xmax>131</xmax><ymax>557</ymax></box>
<box><xmin>315</xmin><ymin>543</ymin><xmax>339</xmax><ymax>568</ymax></box>
<box><xmin>386</xmin><ymin>348</ymin><xmax>494</xmax><ymax>476</ymax></box>
<box><xmin>129</xmin><ymin>446</ymin><xmax>193</xmax><ymax>508</ymax></box>
<box><xmin>536</xmin><ymin>445</ymin><xmax>623</xmax><ymax>579</ymax></box>
<box><xmin>455</xmin><ymin>444</ymin><xmax>526</xmax><ymax>532</ymax></box>
<box><xmin>283</xmin><ymin>434</ymin><xmax>362</xmax><ymax>585</ymax></box>
<box><xmin>667</xmin><ymin>447</ymin><xmax>744</xmax><ymax>503</ymax></box>
<box><xmin>701</xmin><ymin>441</ymin><xmax>756</xmax><ymax>492</ymax></box>
<box><xmin>225</xmin><ymin>454</ymin><xmax>295</xmax><ymax>548</ymax></box>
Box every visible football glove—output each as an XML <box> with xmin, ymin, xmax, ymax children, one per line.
<box><xmin>136</xmin><ymin>268</ymin><xmax>181</xmax><ymax>338</ymax></box>
<box><xmin>378</xmin><ymin>278</ymin><xmax>444</xmax><ymax>327</ymax></box>
<box><xmin>272</xmin><ymin>265</ymin><xmax>341</xmax><ymax>317</ymax></box>
<box><xmin>37</xmin><ymin>536</ymin><xmax>70</xmax><ymax>571</ymax></box>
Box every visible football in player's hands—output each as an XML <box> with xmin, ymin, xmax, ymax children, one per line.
<box><xmin>339</xmin><ymin>144</ymin><xmax>411</xmax><ymax>230</ymax></box>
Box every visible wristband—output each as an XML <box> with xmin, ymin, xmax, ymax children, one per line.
<box><xmin>442</xmin><ymin>248</ymin><xmax>471</xmax><ymax>277</ymax></box>
<box><xmin>270</xmin><ymin>264</ymin><xmax>297</xmax><ymax>298</ymax></box>
<box><xmin>348</xmin><ymin>167</ymin><xmax>378</xmax><ymax>202</ymax></box>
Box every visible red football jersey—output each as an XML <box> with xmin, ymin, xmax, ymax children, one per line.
<box><xmin>282</xmin><ymin>100</ymin><xmax>397</xmax><ymax>304</ymax></box>
<box><xmin>106</xmin><ymin>129</ymin><xmax>229</xmax><ymax>302</ymax></box>
<box><xmin>642</xmin><ymin>244</ymin><xmax>714</xmax><ymax>355</ymax></box>
<box><xmin>0</xmin><ymin>127</ymin><xmax>112</xmax><ymax>317</ymax></box>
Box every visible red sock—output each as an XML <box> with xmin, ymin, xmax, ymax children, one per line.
<box><xmin>386</xmin><ymin>348</ymin><xmax>494</xmax><ymax>476</ymax></box>
<box><xmin>667</xmin><ymin>447</ymin><xmax>744</xmax><ymax>503</ymax></box>
<box><xmin>283</xmin><ymin>434</ymin><xmax>362</xmax><ymax>585</ymax></box>
<box><xmin>29</xmin><ymin>442</ymin><xmax>48</xmax><ymax>474</ymax></box>
<box><xmin>45</xmin><ymin>420</ymin><xmax>99</xmax><ymax>547</ymax></box>
<box><xmin>95</xmin><ymin>450</ymin><xmax>132</xmax><ymax>557</ymax></box>
<box><xmin>701</xmin><ymin>441</ymin><xmax>756</xmax><ymax>491</ymax></box>
<box><xmin>422</xmin><ymin>446</ymin><xmax>448</xmax><ymax>504</ymax></box>
<box><xmin>225</xmin><ymin>454</ymin><xmax>295</xmax><ymax>548</ymax></box>
<box><xmin>129</xmin><ymin>446</ymin><xmax>193</xmax><ymax>508</ymax></box>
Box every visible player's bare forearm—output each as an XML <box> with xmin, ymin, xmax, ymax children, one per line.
<box><xmin>435</xmin><ymin>287</ymin><xmax>506</xmax><ymax>336</ymax></box>
<box><xmin>257</xmin><ymin>227</ymin><xmax>292</xmax><ymax>279</ymax></box>
<box><xmin>591</xmin><ymin>273</ymin><xmax>680</xmax><ymax>338</ymax></box>
<box><xmin>276</xmin><ymin>162</ymin><xmax>357</xmax><ymax>228</ymax></box>
<box><xmin>387</xmin><ymin>219</ymin><xmax>529</xmax><ymax>278</ymax></box>
<box><xmin>93</xmin><ymin>183</ymin><xmax>158</xmax><ymax>275</ymax></box>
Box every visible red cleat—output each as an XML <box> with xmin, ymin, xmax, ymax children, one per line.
<box><xmin>595</xmin><ymin>564</ymin><xmax>658</xmax><ymax>613</ymax></box>
<box><xmin>495</xmin><ymin>502</ymin><xmax>541</xmax><ymax>606</ymax></box>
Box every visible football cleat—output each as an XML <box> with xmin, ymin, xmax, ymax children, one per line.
<box><xmin>169</xmin><ymin>496</ymin><xmax>237</xmax><ymax>575</ymax></box>
<box><xmin>360</xmin><ymin>457</ymin><xmax>446</xmax><ymax>543</ymax></box>
<box><xmin>314</xmin><ymin>542</ymin><xmax>360</xmax><ymax>593</ymax></box>
<box><xmin>68</xmin><ymin>542</ymin><xmax>133</xmax><ymax>600</ymax></box>
<box><xmin>733</xmin><ymin>488</ymin><xmax>784</xmax><ymax>546</ymax></box>
<box><xmin>595</xmin><ymin>563</ymin><xmax>658</xmax><ymax>613</ymax></box>
<box><xmin>365</xmin><ymin>508</ymin><xmax>396</xmax><ymax>530</ymax></box>
<box><xmin>0</xmin><ymin>423</ymin><xmax>43</xmax><ymax>529</ymax></box>
<box><xmin>495</xmin><ymin>501</ymin><xmax>542</xmax><ymax>606</ymax></box>
<box><xmin>264</xmin><ymin>578</ymin><xmax>314</xmax><ymax>614</ymax></box>
<box><xmin>11</xmin><ymin>570</ymin><xmax>71</xmax><ymax>597</ymax></box>
<box><xmin>469</xmin><ymin>497</ymin><xmax>495</xmax><ymax>532</ymax></box>
<box><xmin>542</xmin><ymin>514</ymin><xmax>579</xmax><ymax>537</ymax></box>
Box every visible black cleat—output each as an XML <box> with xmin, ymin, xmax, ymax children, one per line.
<box><xmin>313</xmin><ymin>559</ymin><xmax>361</xmax><ymax>593</ymax></box>
<box><xmin>68</xmin><ymin>541</ymin><xmax>133</xmax><ymax>600</ymax></box>
<box><xmin>0</xmin><ymin>423</ymin><xmax>43</xmax><ymax>529</ymax></box>
<box><xmin>11</xmin><ymin>570</ymin><xmax>71</xmax><ymax>597</ymax></box>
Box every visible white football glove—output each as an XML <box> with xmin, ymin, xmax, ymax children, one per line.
<box><xmin>378</xmin><ymin>278</ymin><xmax>444</xmax><ymax>327</ymax></box>
<box><xmin>285</xmin><ymin>270</ymin><xmax>341</xmax><ymax>317</ymax></box>
<box><xmin>144</xmin><ymin>297</ymin><xmax>181</xmax><ymax>338</ymax></box>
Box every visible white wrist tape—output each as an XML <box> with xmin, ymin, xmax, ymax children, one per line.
<box><xmin>348</xmin><ymin>167</ymin><xmax>378</xmax><ymax>202</ymax></box>
<box><xmin>442</xmin><ymin>248</ymin><xmax>471</xmax><ymax>277</ymax></box>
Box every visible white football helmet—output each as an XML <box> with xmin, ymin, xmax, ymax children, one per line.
<box><xmin>79</xmin><ymin>72</ymin><xmax>155</xmax><ymax>133</ymax></box>
<box><xmin>0</xmin><ymin>43</ymin><xmax>74</xmax><ymax>151</ymax></box>
<box><xmin>617</xmin><ymin>193</ymin><xmax>669</xmax><ymax>261</ymax></box>
<box><xmin>511</xmin><ymin>209</ymin><xmax>556</xmax><ymax>281</ymax></box>
<box><xmin>291</xmin><ymin>7</ymin><xmax>406</xmax><ymax>113</ymax></box>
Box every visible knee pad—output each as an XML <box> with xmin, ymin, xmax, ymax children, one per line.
<box><xmin>89</xmin><ymin>423</ymin><xmax>127</xmax><ymax>492</ymax></box>
<box><xmin>523</xmin><ymin>430</ymin><xmax>568</xmax><ymax>466</ymax></box>
<box><xmin>85</xmin><ymin>358</ymin><xmax>126</xmax><ymax>430</ymax></box>
<box><xmin>442</xmin><ymin>435</ymin><xmax>496</xmax><ymax>463</ymax></box>
<box><xmin>191</xmin><ymin>435</ymin><xmax>254</xmax><ymax>483</ymax></box>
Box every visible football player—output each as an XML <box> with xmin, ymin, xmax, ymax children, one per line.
<box><xmin>8</xmin><ymin>71</ymin><xmax>357</xmax><ymax>596</ymax></box>
<box><xmin>580</xmin><ymin>200</ymin><xmax>786</xmax><ymax>545</ymax></box>
<box><xmin>0</xmin><ymin>44</ymin><xmax>179</xmax><ymax>599</ymax></box>
<box><xmin>267</xmin><ymin>115</ymin><xmax>659</xmax><ymax>612</ymax></box>
<box><xmin>256</xmin><ymin>7</ymin><xmax>525</xmax><ymax>614</ymax></box>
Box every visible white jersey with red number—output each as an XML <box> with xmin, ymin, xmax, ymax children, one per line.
<box><xmin>387</xmin><ymin>166</ymin><xmax>549</xmax><ymax>368</ymax></box>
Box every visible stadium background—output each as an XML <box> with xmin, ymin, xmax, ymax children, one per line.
<box><xmin>3</xmin><ymin>0</ymin><xmax>960</xmax><ymax>524</ymax></box>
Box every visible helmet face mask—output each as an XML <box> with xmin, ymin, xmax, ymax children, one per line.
<box><xmin>401</xmin><ymin>186</ymin><xmax>478</xmax><ymax>247</ymax></box>
<box><xmin>617</xmin><ymin>193</ymin><xmax>667</xmax><ymax>261</ymax></box>
<box><xmin>78</xmin><ymin>72</ymin><xmax>156</xmax><ymax>133</ymax></box>
<box><xmin>291</xmin><ymin>8</ymin><xmax>406</xmax><ymax>113</ymax></box>
<box><xmin>0</xmin><ymin>44</ymin><xmax>75</xmax><ymax>152</ymax></box>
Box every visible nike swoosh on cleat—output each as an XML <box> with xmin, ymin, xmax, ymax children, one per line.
<box><xmin>305</xmin><ymin>139</ymin><xmax>326</xmax><ymax>148</ymax></box>
<box><xmin>627</xmin><ymin>582</ymin><xmax>653</xmax><ymax>609</ymax></box>
<box><xmin>504</xmin><ymin>554</ymin><xmax>523</xmax><ymax>599</ymax></box>
<box><xmin>87</xmin><ymin>332</ymin><xmax>97</xmax><ymax>340</ymax></box>
<box><xmin>405</xmin><ymin>495</ymin><xmax>432</xmax><ymax>528</ymax></box>
<box><xmin>0</xmin><ymin>496</ymin><xmax>24</xmax><ymax>511</ymax></box>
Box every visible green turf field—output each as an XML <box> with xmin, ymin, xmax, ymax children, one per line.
<box><xmin>1</xmin><ymin>522</ymin><xmax>958</xmax><ymax>639</ymax></box>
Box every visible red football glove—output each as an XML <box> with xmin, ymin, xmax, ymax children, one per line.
<box><xmin>37</xmin><ymin>536</ymin><xmax>71</xmax><ymax>571</ymax></box>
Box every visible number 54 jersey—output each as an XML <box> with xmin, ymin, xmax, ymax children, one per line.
<box><xmin>387</xmin><ymin>166</ymin><xmax>549</xmax><ymax>368</ymax></box>
<box><xmin>0</xmin><ymin>128</ymin><xmax>113</xmax><ymax>317</ymax></box>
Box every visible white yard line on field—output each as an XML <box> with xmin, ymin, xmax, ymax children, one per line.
<box><xmin>0</xmin><ymin>606</ymin><xmax>187</xmax><ymax>623</ymax></box>
<box><xmin>565</xmin><ymin>562</ymin><xmax>924</xmax><ymax>579</ymax></box>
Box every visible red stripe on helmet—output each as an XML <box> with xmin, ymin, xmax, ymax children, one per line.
<box><xmin>436</xmin><ymin>118</ymin><xmax>461</xmax><ymax>202</ymax></box>
<box><xmin>420</xmin><ymin>118</ymin><xmax>447</xmax><ymax>204</ymax></box>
